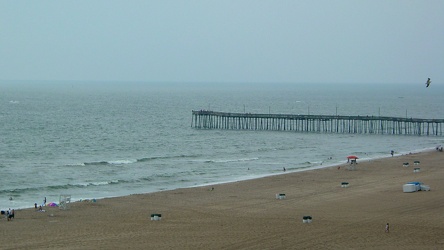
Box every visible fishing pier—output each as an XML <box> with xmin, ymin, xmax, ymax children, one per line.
<box><xmin>191</xmin><ymin>110</ymin><xmax>444</xmax><ymax>136</ymax></box>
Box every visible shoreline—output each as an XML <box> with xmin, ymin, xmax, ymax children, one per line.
<box><xmin>5</xmin><ymin>147</ymin><xmax>437</xmax><ymax>211</ymax></box>
<box><xmin>2</xmin><ymin>149</ymin><xmax>443</xmax><ymax>249</ymax></box>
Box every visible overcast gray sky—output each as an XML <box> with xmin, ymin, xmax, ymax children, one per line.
<box><xmin>1</xmin><ymin>0</ymin><xmax>443</xmax><ymax>84</ymax></box>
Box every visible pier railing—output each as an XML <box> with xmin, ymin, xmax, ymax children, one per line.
<box><xmin>191</xmin><ymin>110</ymin><xmax>444</xmax><ymax>136</ymax></box>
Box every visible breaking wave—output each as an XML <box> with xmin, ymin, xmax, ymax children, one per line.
<box><xmin>67</xmin><ymin>154</ymin><xmax>201</xmax><ymax>167</ymax></box>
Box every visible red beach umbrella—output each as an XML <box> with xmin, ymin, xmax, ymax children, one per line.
<box><xmin>346</xmin><ymin>155</ymin><xmax>359</xmax><ymax>159</ymax></box>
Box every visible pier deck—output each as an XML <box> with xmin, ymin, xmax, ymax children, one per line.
<box><xmin>192</xmin><ymin>110</ymin><xmax>444</xmax><ymax>136</ymax></box>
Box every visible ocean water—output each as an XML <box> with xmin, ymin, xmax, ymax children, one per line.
<box><xmin>1</xmin><ymin>81</ymin><xmax>443</xmax><ymax>210</ymax></box>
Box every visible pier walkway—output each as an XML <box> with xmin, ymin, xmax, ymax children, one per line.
<box><xmin>191</xmin><ymin>110</ymin><xmax>444</xmax><ymax>136</ymax></box>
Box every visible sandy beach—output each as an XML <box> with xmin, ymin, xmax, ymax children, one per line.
<box><xmin>2</xmin><ymin>150</ymin><xmax>444</xmax><ymax>250</ymax></box>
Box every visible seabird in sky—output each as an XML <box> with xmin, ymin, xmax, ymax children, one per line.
<box><xmin>425</xmin><ymin>78</ymin><xmax>431</xmax><ymax>88</ymax></box>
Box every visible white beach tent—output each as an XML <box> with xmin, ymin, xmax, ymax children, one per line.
<box><xmin>403</xmin><ymin>184</ymin><xmax>416</xmax><ymax>193</ymax></box>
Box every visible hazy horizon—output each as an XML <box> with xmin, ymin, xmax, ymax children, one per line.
<box><xmin>1</xmin><ymin>1</ymin><xmax>443</xmax><ymax>84</ymax></box>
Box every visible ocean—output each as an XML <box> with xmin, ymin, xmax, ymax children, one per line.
<box><xmin>1</xmin><ymin>81</ymin><xmax>443</xmax><ymax>210</ymax></box>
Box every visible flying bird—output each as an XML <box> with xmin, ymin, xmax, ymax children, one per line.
<box><xmin>425</xmin><ymin>78</ymin><xmax>431</xmax><ymax>88</ymax></box>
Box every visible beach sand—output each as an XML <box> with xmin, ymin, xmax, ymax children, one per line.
<box><xmin>2</xmin><ymin>150</ymin><xmax>444</xmax><ymax>249</ymax></box>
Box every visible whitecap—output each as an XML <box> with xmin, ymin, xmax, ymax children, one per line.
<box><xmin>108</xmin><ymin>159</ymin><xmax>137</xmax><ymax>165</ymax></box>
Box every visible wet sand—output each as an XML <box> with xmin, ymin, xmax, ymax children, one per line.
<box><xmin>2</xmin><ymin>150</ymin><xmax>444</xmax><ymax>249</ymax></box>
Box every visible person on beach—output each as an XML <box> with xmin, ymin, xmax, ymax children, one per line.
<box><xmin>7</xmin><ymin>208</ymin><xmax>13</xmax><ymax>221</ymax></box>
<box><xmin>391</xmin><ymin>150</ymin><xmax>394</xmax><ymax>157</ymax></box>
<box><xmin>385</xmin><ymin>223</ymin><xmax>390</xmax><ymax>233</ymax></box>
<box><xmin>44</xmin><ymin>197</ymin><xmax>47</xmax><ymax>205</ymax></box>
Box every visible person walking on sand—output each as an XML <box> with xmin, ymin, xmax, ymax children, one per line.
<box><xmin>7</xmin><ymin>208</ymin><xmax>13</xmax><ymax>221</ymax></box>
<box><xmin>10</xmin><ymin>209</ymin><xmax>14</xmax><ymax>220</ymax></box>
<box><xmin>385</xmin><ymin>223</ymin><xmax>390</xmax><ymax>233</ymax></box>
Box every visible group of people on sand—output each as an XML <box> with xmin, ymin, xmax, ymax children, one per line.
<box><xmin>34</xmin><ymin>203</ymin><xmax>45</xmax><ymax>212</ymax></box>
<box><xmin>34</xmin><ymin>197</ymin><xmax>47</xmax><ymax>212</ymax></box>
<box><xmin>3</xmin><ymin>196</ymin><xmax>49</xmax><ymax>222</ymax></box>
<box><xmin>3</xmin><ymin>208</ymin><xmax>15</xmax><ymax>221</ymax></box>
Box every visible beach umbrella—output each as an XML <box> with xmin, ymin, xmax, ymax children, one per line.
<box><xmin>346</xmin><ymin>155</ymin><xmax>359</xmax><ymax>159</ymax></box>
<box><xmin>47</xmin><ymin>202</ymin><xmax>58</xmax><ymax>207</ymax></box>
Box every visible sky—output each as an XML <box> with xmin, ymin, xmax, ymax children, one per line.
<box><xmin>1</xmin><ymin>0</ymin><xmax>443</xmax><ymax>84</ymax></box>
